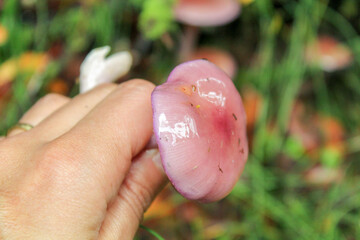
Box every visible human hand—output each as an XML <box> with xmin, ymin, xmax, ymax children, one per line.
<box><xmin>0</xmin><ymin>80</ymin><xmax>167</xmax><ymax>239</ymax></box>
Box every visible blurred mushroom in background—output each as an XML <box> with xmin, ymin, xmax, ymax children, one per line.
<box><xmin>305</xmin><ymin>36</ymin><xmax>353</xmax><ymax>72</ymax></box>
<box><xmin>174</xmin><ymin>0</ymin><xmax>241</xmax><ymax>61</ymax></box>
<box><xmin>187</xmin><ymin>47</ymin><xmax>238</xmax><ymax>78</ymax></box>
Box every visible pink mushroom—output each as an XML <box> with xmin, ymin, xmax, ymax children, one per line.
<box><xmin>151</xmin><ymin>60</ymin><xmax>248</xmax><ymax>202</ymax></box>
<box><xmin>305</xmin><ymin>36</ymin><xmax>353</xmax><ymax>72</ymax></box>
<box><xmin>174</xmin><ymin>0</ymin><xmax>241</xmax><ymax>61</ymax></box>
<box><xmin>175</xmin><ymin>0</ymin><xmax>241</xmax><ymax>27</ymax></box>
<box><xmin>304</xmin><ymin>165</ymin><xmax>343</xmax><ymax>186</ymax></box>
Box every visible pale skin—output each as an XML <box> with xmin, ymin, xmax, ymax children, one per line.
<box><xmin>0</xmin><ymin>80</ymin><xmax>168</xmax><ymax>239</ymax></box>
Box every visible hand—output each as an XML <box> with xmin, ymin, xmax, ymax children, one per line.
<box><xmin>0</xmin><ymin>80</ymin><xmax>167</xmax><ymax>239</ymax></box>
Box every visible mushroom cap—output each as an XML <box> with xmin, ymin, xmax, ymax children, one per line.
<box><xmin>152</xmin><ymin>60</ymin><xmax>248</xmax><ymax>202</ymax></box>
<box><xmin>304</xmin><ymin>165</ymin><xmax>343</xmax><ymax>186</ymax></box>
<box><xmin>174</xmin><ymin>0</ymin><xmax>241</xmax><ymax>27</ymax></box>
<box><xmin>305</xmin><ymin>36</ymin><xmax>353</xmax><ymax>72</ymax></box>
<box><xmin>188</xmin><ymin>47</ymin><xmax>237</xmax><ymax>78</ymax></box>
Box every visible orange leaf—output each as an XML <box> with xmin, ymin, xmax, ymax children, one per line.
<box><xmin>18</xmin><ymin>52</ymin><xmax>49</xmax><ymax>73</ymax></box>
<box><xmin>0</xmin><ymin>59</ymin><xmax>17</xmax><ymax>86</ymax></box>
<box><xmin>48</xmin><ymin>78</ymin><xmax>69</xmax><ymax>95</ymax></box>
<box><xmin>0</xmin><ymin>25</ymin><xmax>8</xmax><ymax>46</ymax></box>
<box><xmin>144</xmin><ymin>195</ymin><xmax>175</xmax><ymax>220</ymax></box>
<box><xmin>241</xmin><ymin>87</ymin><xmax>263</xmax><ymax>129</ymax></box>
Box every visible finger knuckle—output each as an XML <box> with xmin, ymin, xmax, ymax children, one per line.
<box><xmin>98</xmin><ymin>82</ymin><xmax>118</xmax><ymax>89</ymax></box>
<box><xmin>37</xmin><ymin>139</ymin><xmax>82</xmax><ymax>181</ymax></box>
<box><xmin>120</xmin><ymin>79</ymin><xmax>155</xmax><ymax>96</ymax></box>
<box><xmin>119</xmin><ymin>177</ymin><xmax>154</xmax><ymax>220</ymax></box>
<box><xmin>92</xmin><ymin>82</ymin><xmax>118</xmax><ymax>92</ymax></box>
<box><xmin>37</xmin><ymin>93</ymin><xmax>69</xmax><ymax>106</ymax></box>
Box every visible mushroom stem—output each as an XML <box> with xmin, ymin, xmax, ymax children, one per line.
<box><xmin>179</xmin><ymin>25</ymin><xmax>199</xmax><ymax>61</ymax></box>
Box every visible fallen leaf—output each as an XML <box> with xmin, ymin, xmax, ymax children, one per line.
<box><xmin>18</xmin><ymin>52</ymin><xmax>49</xmax><ymax>73</ymax></box>
<box><xmin>0</xmin><ymin>59</ymin><xmax>17</xmax><ymax>86</ymax></box>
<box><xmin>48</xmin><ymin>78</ymin><xmax>69</xmax><ymax>95</ymax></box>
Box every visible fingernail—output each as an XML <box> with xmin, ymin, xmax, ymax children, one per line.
<box><xmin>145</xmin><ymin>149</ymin><xmax>164</xmax><ymax>174</ymax></box>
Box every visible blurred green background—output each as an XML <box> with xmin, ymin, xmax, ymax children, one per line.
<box><xmin>1</xmin><ymin>0</ymin><xmax>360</xmax><ymax>239</ymax></box>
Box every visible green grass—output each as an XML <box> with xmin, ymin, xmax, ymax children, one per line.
<box><xmin>1</xmin><ymin>0</ymin><xmax>360</xmax><ymax>239</ymax></box>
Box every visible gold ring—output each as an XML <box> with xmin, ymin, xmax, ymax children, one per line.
<box><xmin>6</xmin><ymin>123</ymin><xmax>34</xmax><ymax>136</ymax></box>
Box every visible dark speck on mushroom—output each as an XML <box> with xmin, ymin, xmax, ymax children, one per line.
<box><xmin>232</xmin><ymin>113</ymin><xmax>237</xmax><ymax>121</ymax></box>
<box><xmin>218</xmin><ymin>164</ymin><xmax>223</xmax><ymax>173</ymax></box>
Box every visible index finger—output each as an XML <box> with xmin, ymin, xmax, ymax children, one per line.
<box><xmin>50</xmin><ymin>79</ymin><xmax>156</xmax><ymax>202</ymax></box>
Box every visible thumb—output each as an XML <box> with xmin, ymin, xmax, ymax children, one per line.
<box><xmin>98</xmin><ymin>149</ymin><xmax>168</xmax><ymax>240</ymax></box>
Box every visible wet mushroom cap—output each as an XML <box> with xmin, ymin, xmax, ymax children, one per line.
<box><xmin>152</xmin><ymin>60</ymin><xmax>248</xmax><ymax>202</ymax></box>
<box><xmin>174</xmin><ymin>0</ymin><xmax>241</xmax><ymax>27</ymax></box>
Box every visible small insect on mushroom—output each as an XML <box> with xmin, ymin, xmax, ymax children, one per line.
<box><xmin>152</xmin><ymin>60</ymin><xmax>248</xmax><ymax>202</ymax></box>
